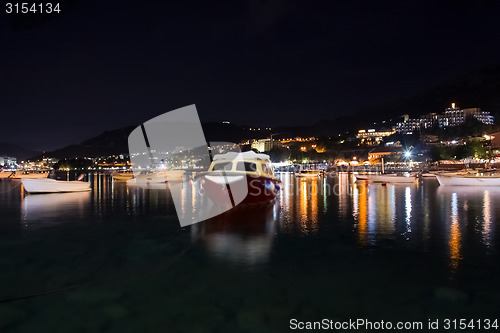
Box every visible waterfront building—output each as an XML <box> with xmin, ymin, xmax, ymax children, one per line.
<box><xmin>439</xmin><ymin>106</ymin><xmax>494</xmax><ymax>127</ymax></box>
<box><xmin>356</xmin><ymin>127</ymin><xmax>396</xmax><ymax>145</ymax></box>
<box><xmin>279</xmin><ymin>137</ymin><xmax>317</xmax><ymax>144</ymax></box>
<box><xmin>0</xmin><ymin>156</ymin><xmax>17</xmax><ymax>168</ymax></box>
<box><xmin>397</xmin><ymin>104</ymin><xmax>494</xmax><ymax>134</ymax></box>
<box><xmin>251</xmin><ymin>139</ymin><xmax>278</xmax><ymax>152</ymax></box>
<box><xmin>489</xmin><ymin>131</ymin><xmax>500</xmax><ymax>157</ymax></box>
<box><xmin>419</xmin><ymin>112</ymin><xmax>440</xmax><ymax>129</ymax></box>
<box><xmin>397</xmin><ymin>113</ymin><xmax>440</xmax><ymax>134</ymax></box>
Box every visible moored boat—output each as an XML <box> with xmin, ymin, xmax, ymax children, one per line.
<box><xmin>21</xmin><ymin>178</ymin><xmax>91</xmax><ymax>193</ymax></box>
<box><xmin>112</xmin><ymin>171</ymin><xmax>134</xmax><ymax>180</ymax></box>
<box><xmin>421</xmin><ymin>172</ymin><xmax>437</xmax><ymax>178</ymax></box>
<box><xmin>126</xmin><ymin>170</ymin><xmax>185</xmax><ymax>185</ymax></box>
<box><xmin>436</xmin><ymin>173</ymin><xmax>500</xmax><ymax>186</ymax></box>
<box><xmin>198</xmin><ymin>151</ymin><xmax>281</xmax><ymax>205</ymax></box>
<box><xmin>355</xmin><ymin>173</ymin><xmax>417</xmax><ymax>184</ymax></box>
<box><xmin>295</xmin><ymin>169</ymin><xmax>321</xmax><ymax>178</ymax></box>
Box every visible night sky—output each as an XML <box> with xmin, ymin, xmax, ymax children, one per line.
<box><xmin>2</xmin><ymin>0</ymin><xmax>500</xmax><ymax>150</ymax></box>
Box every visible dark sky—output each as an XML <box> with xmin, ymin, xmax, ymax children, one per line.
<box><xmin>2</xmin><ymin>0</ymin><xmax>500</xmax><ymax>150</ymax></box>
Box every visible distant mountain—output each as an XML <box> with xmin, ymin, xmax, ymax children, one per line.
<box><xmin>41</xmin><ymin>121</ymin><xmax>325</xmax><ymax>159</ymax></box>
<box><xmin>39</xmin><ymin>64</ymin><xmax>500</xmax><ymax>158</ymax></box>
<box><xmin>356</xmin><ymin>64</ymin><xmax>500</xmax><ymax>123</ymax></box>
<box><xmin>0</xmin><ymin>142</ymin><xmax>39</xmax><ymax>160</ymax></box>
<box><xmin>306</xmin><ymin>64</ymin><xmax>500</xmax><ymax>137</ymax></box>
<box><xmin>39</xmin><ymin>126</ymin><xmax>135</xmax><ymax>159</ymax></box>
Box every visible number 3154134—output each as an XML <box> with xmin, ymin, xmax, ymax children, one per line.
<box><xmin>6</xmin><ymin>3</ymin><xmax>61</xmax><ymax>14</ymax></box>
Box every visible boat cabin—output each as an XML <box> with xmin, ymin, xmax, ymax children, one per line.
<box><xmin>208</xmin><ymin>152</ymin><xmax>275</xmax><ymax>178</ymax></box>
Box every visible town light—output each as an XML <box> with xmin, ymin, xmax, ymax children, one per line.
<box><xmin>404</xmin><ymin>151</ymin><xmax>412</xmax><ymax>158</ymax></box>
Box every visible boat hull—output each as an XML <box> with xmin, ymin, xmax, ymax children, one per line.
<box><xmin>436</xmin><ymin>174</ymin><xmax>500</xmax><ymax>186</ymax></box>
<box><xmin>202</xmin><ymin>173</ymin><xmax>280</xmax><ymax>205</ymax></box>
<box><xmin>21</xmin><ymin>179</ymin><xmax>91</xmax><ymax>193</ymax></box>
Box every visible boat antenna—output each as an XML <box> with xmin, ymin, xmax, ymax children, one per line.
<box><xmin>140</xmin><ymin>124</ymin><xmax>156</xmax><ymax>169</ymax></box>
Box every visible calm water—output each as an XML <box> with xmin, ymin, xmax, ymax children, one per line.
<box><xmin>0</xmin><ymin>173</ymin><xmax>499</xmax><ymax>332</ymax></box>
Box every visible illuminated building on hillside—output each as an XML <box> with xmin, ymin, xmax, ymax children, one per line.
<box><xmin>397</xmin><ymin>103</ymin><xmax>494</xmax><ymax>134</ymax></box>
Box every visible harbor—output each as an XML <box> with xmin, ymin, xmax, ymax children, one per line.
<box><xmin>3</xmin><ymin>1</ymin><xmax>500</xmax><ymax>331</ymax></box>
<box><xmin>0</xmin><ymin>170</ymin><xmax>499</xmax><ymax>331</ymax></box>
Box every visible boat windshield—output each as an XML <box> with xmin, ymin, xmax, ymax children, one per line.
<box><xmin>235</xmin><ymin>162</ymin><xmax>257</xmax><ymax>172</ymax></box>
<box><xmin>212</xmin><ymin>162</ymin><xmax>233</xmax><ymax>171</ymax></box>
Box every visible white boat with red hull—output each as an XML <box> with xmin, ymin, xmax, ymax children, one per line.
<box><xmin>198</xmin><ymin>151</ymin><xmax>281</xmax><ymax>205</ymax></box>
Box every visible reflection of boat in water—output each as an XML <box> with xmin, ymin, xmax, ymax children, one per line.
<box><xmin>198</xmin><ymin>151</ymin><xmax>281</xmax><ymax>205</ymax></box>
<box><xmin>21</xmin><ymin>191</ymin><xmax>91</xmax><ymax>221</ymax></box>
<box><xmin>194</xmin><ymin>203</ymin><xmax>276</xmax><ymax>265</ymax></box>
<box><xmin>436</xmin><ymin>173</ymin><xmax>500</xmax><ymax>186</ymax></box>
<box><xmin>21</xmin><ymin>178</ymin><xmax>91</xmax><ymax>193</ymax></box>
<box><xmin>126</xmin><ymin>170</ymin><xmax>185</xmax><ymax>185</ymax></box>
<box><xmin>355</xmin><ymin>173</ymin><xmax>417</xmax><ymax>184</ymax></box>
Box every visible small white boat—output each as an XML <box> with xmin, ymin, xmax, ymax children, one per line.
<box><xmin>126</xmin><ymin>170</ymin><xmax>185</xmax><ymax>185</ymax></box>
<box><xmin>421</xmin><ymin>172</ymin><xmax>437</xmax><ymax>178</ymax></box>
<box><xmin>355</xmin><ymin>173</ymin><xmax>417</xmax><ymax>184</ymax></box>
<box><xmin>295</xmin><ymin>170</ymin><xmax>321</xmax><ymax>178</ymax></box>
<box><xmin>112</xmin><ymin>172</ymin><xmax>134</xmax><ymax>180</ymax></box>
<box><xmin>125</xmin><ymin>182</ymin><xmax>169</xmax><ymax>190</ymax></box>
<box><xmin>436</xmin><ymin>173</ymin><xmax>500</xmax><ymax>186</ymax></box>
<box><xmin>21</xmin><ymin>178</ymin><xmax>91</xmax><ymax>193</ymax></box>
<box><xmin>437</xmin><ymin>185</ymin><xmax>500</xmax><ymax>195</ymax></box>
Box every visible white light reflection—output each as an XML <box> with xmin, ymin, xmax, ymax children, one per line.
<box><xmin>482</xmin><ymin>190</ymin><xmax>492</xmax><ymax>247</ymax></box>
<box><xmin>449</xmin><ymin>192</ymin><xmax>461</xmax><ymax>273</ymax></box>
<box><xmin>405</xmin><ymin>186</ymin><xmax>412</xmax><ymax>236</ymax></box>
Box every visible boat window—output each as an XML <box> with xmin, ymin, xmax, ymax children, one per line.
<box><xmin>262</xmin><ymin>163</ymin><xmax>273</xmax><ymax>175</ymax></box>
<box><xmin>212</xmin><ymin>162</ymin><xmax>233</xmax><ymax>171</ymax></box>
<box><xmin>235</xmin><ymin>162</ymin><xmax>257</xmax><ymax>172</ymax></box>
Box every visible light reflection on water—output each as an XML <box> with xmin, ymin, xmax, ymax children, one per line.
<box><xmin>449</xmin><ymin>192</ymin><xmax>461</xmax><ymax>273</ymax></box>
<box><xmin>21</xmin><ymin>192</ymin><xmax>91</xmax><ymax>227</ymax></box>
<box><xmin>1</xmin><ymin>173</ymin><xmax>500</xmax><ymax>330</ymax></box>
<box><xmin>6</xmin><ymin>174</ymin><xmax>500</xmax><ymax>269</ymax></box>
<box><xmin>193</xmin><ymin>204</ymin><xmax>278</xmax><ymax>266</ymax></box>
